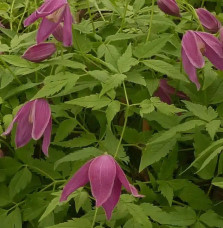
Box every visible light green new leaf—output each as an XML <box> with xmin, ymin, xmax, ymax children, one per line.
<box><xmin>212</xmin><ymin>177</ymin><xmax>223</xmax><ymax>189</ymax></box>
<box><xmin>9</xmin><ymin>167</ymin><xmax>32</xmax><ymax>198</ymax></box>
<box><xmin>143</xmin><ymin>60</ymin><xmax>188</xmax><ymax>82</ymax></box>
<box><xmin>67</xmin><ymin>94</ymin><xmax>111</xmax><ymax>110</ymax></box>
<box><xmin>100</xmin><ymin>74</ymin><xmax>126</xmax><ymax>96</ymax></box>
<box><xmin>139</xmin><ymin>138</ymin><xmax>176</xmax><ymax>171</ymax></box>
<box><xmin>139</xmin><ymin>99</ymin><xmax>155</xmax><ymax>116</ymax></box>
<box><xmin>117</xmin><ymin>44</ymin><xmax>138</xmax><ymax>73</ymax></box>
<box><xmin>184</xmin><ymin>101</ymin><xmax>218</xmax><ymax>122</ymax></box>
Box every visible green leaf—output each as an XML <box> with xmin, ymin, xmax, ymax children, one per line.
<box><xmin>47</xmin><ymin>218</ymin><xmax>91</xmax><ymax>228</ymax></box>
<box><xmin>0</xmin><ymin>55</ymin><xmax>35</xmax><ymax>68</ymax></box>
<box><xmin>54</xmin><ymin>147</ymin><xmax>103</xmax><ymax>169</ymax></box>
<box><xmin>200</xmin><ymin>210</ymin><xmax>223</xmax><ymax>228</ymax></box>
<box><xmin>158</xmin><ymin>181</ymin><xmax>174</xmax><ymax>206</ymax></box>
<box><xmin>117</xmin><ymin>44</ymin><xmax>138</xmax><ymax>73</ymax></box>
<box><xmin>105</xmin><ymin>33</ymin><xmax>142</xmax><ymax>42</ymax></box>
<box><xmin>143</xmin><ymin>60</ymin><xmax>188</xmax><ymax>82</ymax></box>
<box><xmin>100</xmin><ymin>74</ymin><xmax>126</xmax><ymax>96</ymax></box>
<box><xmin>66</xmin><ymin>94</ymin><xmax>111</xmax><ymax>110</ymax></box>
<box><xmin>9</xmin><ymin>167</ymin><xmax>32</xmax><ymax>198</ymax></box>
<box><xmin>106</xmin><ymin>100</ymin><xmax>120</xmax><ymax>128</ymax></box>
<box><xmin>139</xmin><ymin>138</ymin><xmax>176</xmax><ymax>171</ymax></box>
<box><xmin>134</xmin><ymin>35</ymin><xmax>173</xmax><ymax>59</ymax></box>
<box><xmin>2</xmin><ymin>208</ymin><xmax>22</xmax><ymax>228</ymax></box>
<box><xmin>0</xmin><ymin>157</ymin><xmax>22</xmax><ymax>176</ymax></box>
<box><xmin>206</xmin><ymin>120</ymin><xmax>221</xmax><ymax>140</ymax></box>
<box><xmin>184</xmin><ymin>101</ymin><xmax>218</xmax><ymax>122</ymax></box>
<box><xmin>54</xmin><ymin>119</ymin><xmax>78</xmax><ymax>142</ymax></box>
<box><xmin>212</xmin><ymin>177</ymin><xmax>223</xmax><ymax>188</ymax></box>
<box><xmin>75</xmin><ymin>191</ymin><xmax>89</xmax><ymax>213</ymax></box>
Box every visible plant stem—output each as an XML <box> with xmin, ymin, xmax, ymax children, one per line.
<box><xmin>10</xmin><ymin>0</ymin><xmax>16</xmax><ymax>30</ymax></box>
<box><xmin>17</xmin><ymin>0</ymin><xmax>29</xmax><ymax>33</ymax></box>
<box><xmin>91</xmin><ymin>207</ymin><xmax>98</xmax><ymax>228</ymax></box>
<box><xmin>146</xmin><ymin>0</ymin><xmax>155</xmax><ymax>42</ymax></box>
<box><xmin>0</xmin><ymin>136</ymin><xmax>14</xmax><ymax>155</ymax></box>
<box><xmin>120</xmin><ymin>0</ymin><xmax>129</xmax><ymax>32</ymax></box>
<box><xmin>86</xmin><ymin>0</ymin><xmax>96</xmax><ymax>34</ymax></box>
<box><xmin>201</xmin><ymin>0</ymin><xmax>205</xmax><ymax>7</ymax></box>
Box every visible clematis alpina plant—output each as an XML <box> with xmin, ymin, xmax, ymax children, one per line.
<box><xmin>60</xmin><ymin>154</ymin><xmax>144</xmax><ymax>220</ymax></box>
<box><xmin>196</xmin><ymin>8</ymin><xmax>221</xmax><ymax>33</ymax></box>
<box><xmin>24</xmin><ymin>0</ymin><xmax>73</xmax><ymax>47</ymax></box>
<box><xmin>2</xmin><ymin>99</ymin><xmax>52</xmax><ymax>156</ymax></box>
<box><xmin>157</xmin><ymin>0</ymin><xmax>180</xmax><ymax>17</ymax></box>
<box><xmin>182</xmin><ymin>30</ymin><xmax>223</xmax><ymax>90</ymax></box>
<box><xmin>22</xmin><ymin>43</ymin><xmax>56</xmax><ymax>62</ymax></box>
<box><xmin>154</xmin><ymin>79</ymin><xmax>188</xmax><ymax>104</ymax></box>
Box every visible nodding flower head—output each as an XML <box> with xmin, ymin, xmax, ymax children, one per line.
<box><xmin>157</xmin><ymin>0</ymin><xmax>181</xmax><ymax>17</ymax></box>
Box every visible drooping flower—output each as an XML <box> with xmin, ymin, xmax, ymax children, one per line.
<box><xmin>157</xmin><ymin>0</ymin><xmax>180</xmax><ymax>17</ymax></box>
<box><xmin>196</xmin><ymin>8</ymin><xmax>221</xmax><ymax>33</ymax></box>
<box><xmin>2</xmin><ymin>99</ymin><xmax>52</xmax><ymax>156</ymax></box>
<box><xmin>182</xmin><ymin>30</ymin><xmax>223</xmax><ymax>90</ymax></box>
<box><xmin>220</xmin><ymin>27</ymin><xmax>223</xmax><ymax>43</ymax></box>
<box><xmin>22</xmin><ymin>43</ymin><xmax>56</xmax><ymax>62</ymax></box>
<box><xmin>60</xmin><ymin>155</ymin><xmax>144</xmax><ymax>220</ymax></box>
<box><xmin>24</xmin><ymin>0</ymin><xmax>73</xmax><ymax>47</ymax></box>
<box><xmin>154</xmin><ymin>79</ymin><xmax>188</xmax><ymax>104</ymax></box>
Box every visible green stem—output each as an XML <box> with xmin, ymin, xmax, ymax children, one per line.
<box><xmin>201</xmin><ymin>0</ymin><xmax>205</xmax><ymax>7</ymax></box>
<box><xmin>10</xmin><ymin>0</ymin><xmax>16</xmax><ymax>30</ymax></box>
<box><xmin>120</xmin><ymin>0</ymin><xmax>129</xmax><ymax>32</ymax></box>
<box><xmin>0</xmin><ymin>137</ymin><xmax>14</xmax><ymax>155</ymax></box>
<box><xmin>86</xmin><ymin>0</ymin><xmax>96</xmax><ymax>34</ymax></box>
<box><xmin>17</xmin><ymin>0</ymin><xmax>29</xmax><ymax>33</ymax></box>
<box><xmin>91</xmin><ymin>207</ymin><xmax>98</xmax><ymax>228</ymax></box>
<box><xmin>146</xmin><ymin>0</ymin><xmax>155</xmax><ymax>42</ymax></box>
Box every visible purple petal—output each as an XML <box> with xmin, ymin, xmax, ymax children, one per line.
<box><xmin>62</xmin><ymin>5</ymin><xmax>73</xmax><ymax>46</ymax></box>
<box><xmin>195</xmin><ymin>32</ymin><xmax>223</xmax><ymax>70</ymax></box>
<box><xmin>182</xmin><ymin>48</ymin><xmax>200</xmax><ymax>90</ymax></box>
<box><xmin>115</xmin><ymin>163</ymin><xmax>144</xmax><ymax>198</ymax></box>
<box><xmin>22</xmin><ymin>43</ymin><xmax>56</xmax><ymax>63</ymax></box>
<box><xmin>182</xmin><ymin>31</ymin><xmax>205</xmax><ymax>68</ymax></box>
<box><xmin>52</xmin><ymin>24</ymin><xmax>63</xmax><ymax>42</ymax></box>
<box><xmin>157</xmin><ymin>0</ymin><xmax>180</xmax><ymax>17</ymax></box>
<box><xmin>102</xmin><ymin>177</ymin><xmax>122</xmax><ymax>220</ymax></box>
<box><xmin>2</xmin><ymin>101</ymin><xmax>34</xmax><ymax>136</ymax></box>
<box><xmin>15</xmin><ymin>102</ymin><xmax>35</xmax><ymax>148</ymax></box>
<box><xmin>42</xmin><ymin>116</ymin><xmax>52</xmax><ymax>156</ymax></box>
<box><xmin>89</xmin><ymin>155</ymin><xmax>116</xmax><ymax>206</ymax></box>
<box><xmin>196</xmin><ymin>8</ymin><xmax>221</xmax><ymax>33</ymax></box>
<box><xmin>37</xmin><ymin>18</ymin><xmax>63</xmax><ymax>44</ymax></box>
<box><xmin>32</xmin><ymin>99</ymin><xmax>51</xmax><ymax>140</ymax></box>
<box><xmin>60</xmin><ymin>160</ymin><xmax>92</xmax><ymax>201</ymax></box>
<box><xmin>220</xmin><ymin>27</ymin><xmax>223</xmax><ymax>43</ymax></box>
<box><xmin>24</xmin><ymin>0</ymin><xmax>67</xmax><ymax>27</ymax></box>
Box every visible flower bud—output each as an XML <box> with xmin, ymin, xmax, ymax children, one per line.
<box><xmin>157</xmin><ymin>0</ymin><xmax>180</xmax><ymax>17</ymax></box>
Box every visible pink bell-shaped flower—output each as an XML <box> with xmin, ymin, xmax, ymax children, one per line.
<box><xmin>60</xmin><ymin>155</ymin><xmax>144</xmax><ymax>220</ymax></box>
<box><xmin>182</xmin><ymin>30</ymin><xmax>223</xmax><ymax>90</ymax></box>
<box><xmin>22</xmin><ymin>43</ymin><xmax>56</xmax><ymax>62</ymax></box>
<box><xmin>24</xmin><ymin>0</ymin><xmax>73</xmax><ymax>47</ymax></box>
<box><xmin>2</xmin><ymin>99</ymin><xmax>52</xmax><ymax>156</ymax></box>
<box><xmin>196</xmin><ymin>8</ymin><xmax>221</xmax><ymax>33</ymax></box>
<box><xmin>157</xmin><ymin>0</ymin><xmax>180</xmax><ymax>17</ymax></box>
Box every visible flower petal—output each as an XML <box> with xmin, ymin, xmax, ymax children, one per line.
<box><xmin>2</xmin><ymin>101</ymin><xmax>33</xmax><ymax>136</ymax></box>
<box><xmin>157</xmin><ymin>0</ymin><xmax>180</xmax><ymax>17</ymax></box>
<box><xmin>182</xmin><ymin>48</ymin><xmax>200</xmax><ymax>90</ymax></box>
<box><xmin>89</xmin><ymin>155</ymin><xmax>116</xmax><ymax>206</ymax></box>
<box><xmin>63</xmin><ymin>5</ymin><xmax>73</xmax><ymax>46</ymax></box>
<box><xmin>32</xmin><ymin>99</ymin><xmax>51</xmax><ymax>140</ymax></box>
<box><xmin>22</xmin><ymin>43</ymin><xmax>56</xmax><ymax>63</ymax></box>
<box><xmin>52</xmin><ymin>24</ymin><xmax>63</xmax><ymax>42</ymax></box>
<box><xmin>102</xmin><ymin>177</ymin><xmax>122</xmax><ymax>220</ymax></box>
<box><xmin>15</xmin><ymin>102</ymin><xmax>34</xmax><ymax>148</ymax></box>
<box><xmin>42</xmin><ymin>117</ymin><xmax>52</xmax><ymax>156</ymax></box>
<box><xmin>116</xmin><ymin>163</ymin><xmax>144</xmax><ymax>197</ymax></box>
<box><xmin>182</xmin><ymin>31</ymin><xmax>205</xmax><ymax>68</ymax></box>
<box><xmin>37</xmin><ymin>18</ymin><xmax>62</xmax><ymax>44</ymax></box>
<box><xmin>60</xmin><ymin>160</ymin><xmax>92</xmax><ymax>202</ymax></box>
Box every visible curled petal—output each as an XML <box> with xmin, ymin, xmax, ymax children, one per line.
<box><xmin>52</xmin><ymin>24</ymin><xmax>63</xmax><ymax>42</ymax></box>
<box><xmin>157</xmin><ymin>0</ymin><xmax>180</xmax><ymax>17</ymax></box>
<box><xmin>116</xmin><ymin>163</ymin><xmax>144</xmax><ymax>198</ymax></box>
<box><xmin>89</xmin><ymin>155</ymin><xmax>116</xmax><ymax>206</ymax></box>
<box><xmin>182</xmin><ymin>31</ymin><xmax>205</xmax><ymax>68</ymax></box>
<box><xmin>182</xmin><ymin>49</ymin><xmax>200</xmax><ymax>90</ymax></box>
<box><xmin>32</xmin><ymin>99</ymin><xmax>51</xmax><ymax>140</ymax></box>
<box><xmin>60</xmin><ymin>160</ymin><xmax>92</xmax><ymax>202</ymax></box>
<box><xmin>42</xmin><ymin>117</ymin><xmax>52</xmax><ymax>156</ymax></box>
<box><xmin>196</xmin><ymin>8</ymin><xmax>221</xmax><ymax>33</ymax></box>
<box><xmin>2</xmin><ymin>101</ymin><xmax>34</xmax><ymax>136</ymax></box>
<box><xmin>22</xmin><ymin>43</ymin><xmax>56</xmax><ymax>62</ymax></box>
<box><xmin>102</xmin><ymin>177</ymin><xmax>122</xmax><ymax>220</ymax></box>
<box><xmin>63</xmin><ymin>5</ymin><xmax>73</xmax><ymax>46</ymax></box>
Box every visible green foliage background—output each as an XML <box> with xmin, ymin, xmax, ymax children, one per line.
<box><xmin>0</xmin><ymin>0</ymin><xmax>223</xmax><ymax>227</ymax></box>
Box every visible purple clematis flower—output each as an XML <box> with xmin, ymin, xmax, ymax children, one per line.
<box><xmin>22</xmin><ymin>43</ymin><xmax>56</xmax><ymax>62</ymax></box>
<box><xmin>182</xmin><ymin>30</ymin><xmax>223</xmax><ymax>90</ymax></box>
<box><xmin>154</xmin><ymin>79</ymin><xmax>188</xmax><ymax>104</ymax></box>
<box><xmin>196</xmin><ymin>8</ymin><xmax>221</xmax><ymax>33</ymax></box>
<box><xmin>60</xmin><ymin>154</ymin><xmax>144</xmax><ymax>220</ymax></box>
<box><xmin>220</xmin><ymin>27</ymin><xmax>223</xmax><ymax>43</ymax></box>
<box><xmin>24</xmin><ymin>0</ymin><xmax>73</xmax><ymax>47</ymax></box>
<box><xmin>2</xmin><ymin>99</ymin><xmax>52</xmax><ymax>156</ymax></box>
<box><xmin>157</xmin><ymin>0</ymin><xmax>180</xmax><ymax>17</ymax></box>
